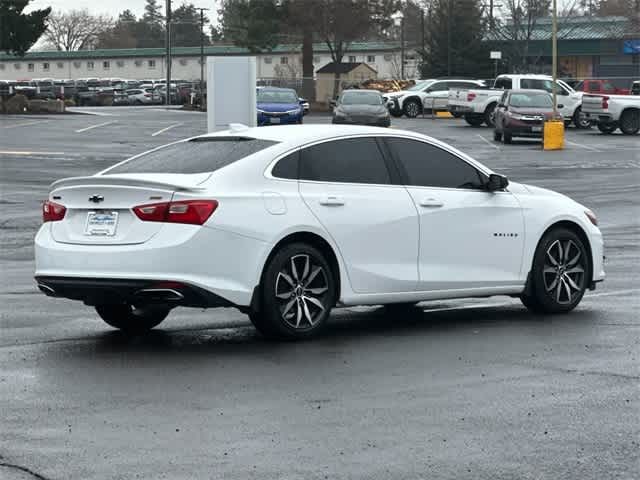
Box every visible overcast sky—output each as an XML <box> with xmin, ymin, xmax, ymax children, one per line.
<box><xmin>27</xmin><ymin>1</ymin><xmax>220</xmax><ymax>19</ymax></box>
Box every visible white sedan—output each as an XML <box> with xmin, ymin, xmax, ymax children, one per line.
<box><xmin>35</xmin><ymin>125</ymin><xmax>605</xmax><ymax>339</ymax></box>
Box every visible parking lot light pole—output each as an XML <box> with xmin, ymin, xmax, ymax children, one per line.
<box><xmin>197</xmin><ymin>7</ymin><xmax>210</xmax><ymax>111</ymax></box>
<box><xmin>165</xmin><ymin>0</ymin><xmax>172</xmax><ymax>107</ymax></box>
<box><xmin>552</xmin><ymin>0</ymin><xmax>558</xmax><ymax>115</ymax></box>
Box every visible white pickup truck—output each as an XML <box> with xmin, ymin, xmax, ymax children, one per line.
<box><xmin>582</xmin><ymin>94</ymin><xmax>640</xmax><ymax>135</ymax></box>
<box><xmin>448</xmin><ymin>74</ymin><xmax>588</xmax><ymax>128</ymax></box>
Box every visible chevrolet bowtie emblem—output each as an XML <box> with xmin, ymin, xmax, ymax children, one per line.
<box><xmin>89</xmin><ymin>195</ymin><xmax>104</xmax><ymax>203</ymax></box>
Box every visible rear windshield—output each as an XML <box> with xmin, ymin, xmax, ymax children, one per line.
<box><xmin>107</xmin><ymin>137</ymin><xmax>279</xmax><ymax>174</ymax></box>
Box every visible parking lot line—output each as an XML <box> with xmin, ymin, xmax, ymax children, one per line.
<box><xmin>0</xmin><ymin>150</ymin><xmax>66</xmax><ymax>155</ymax></box>
<box><xmin>151</xmin><ymin>123</ymin><xmax>183</xmax><ymax>137</ymax></box>
<box><xmin>1</xmin><ymin>120</ymin><xmax>50</xmax><ymax>129</ymax></box>
<box><xmin>75</xmin><ymin>121</ymin><xmax>116</xmax><ymax>133</ymax></box>
<box><xmin>476</xmin><ymin>134</ymin><xmax>500</xmax><ymax>150</ymax></box>
<box><xmin>566</xmin><ymin>140</ymin><xmax>602</xmax><ymax>153</ymax></box>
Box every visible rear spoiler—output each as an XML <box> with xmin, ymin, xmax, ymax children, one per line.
<box><xmin>50</xmin><ymin>174</ymin><xmax>209</xmax><ymax>192</ymax></box>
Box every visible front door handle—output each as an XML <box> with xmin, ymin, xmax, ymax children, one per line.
<box><xmin>319</xmin><ymin>196</ymin><xmax>345</xmax><ymax>206</ymax></box>
<box><xmin>419</xmin><ymin>197</ymin><xmax>444</xmax><ymax>208</ymax></box>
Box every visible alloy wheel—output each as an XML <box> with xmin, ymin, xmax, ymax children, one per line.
<box><xmin>405</xmin><ymin>101</ymin><xmax>420</xmax><ymax>118</ymax></box>
<box><xmin>275</xmin><ymin>254</ymin><xmax>329</xmax><ymax>329</ymax></box>
<box><xmin>542</xmin><ymin>239</ymin><xmax>586</xmax><ymax>305</ymax></box>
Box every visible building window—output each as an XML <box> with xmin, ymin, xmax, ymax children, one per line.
<box><xmin>87</xmin><ymin>61</ymin><xmax>94</xmax><ymax>70</ymax></box>
<box><xmin>103</xmin><ymin>61</ymin><xmax>110</xmax><ymax>70</ymax></box>
<box><xmin>0</xmin><ymin>64</ymin><xmax>5</xmax><ymax>71</ymax></box>
<box><xmin>348</xmin><ymin>55</ymin><xmax>357</xmax><ymax>63</ymax></box>
<box><xmin>28</xmin><ymin>63</ymin><xmax>34</xmax><ymax>72</ymax></box>
<box><xmin>116</xmin><ymin>60</ymin><xmax>125</xmax><ymax>68</ymax></box>
<box><xmin>56</xmin><ymin>62</ymin><xmax>64</xmax><ymax>69</ymax></box>
<box><xmin>264</xmin><ymin>57</ymin><xmax>272</xmax><ymax>64</ymax></box>
<box><xmin>367</xmin><ymin>55</ymin><xmax>375</xmax><ymax>63</ymax></box>
<box><xmin>14</xmin><ymin>63</ymin><xmax>21</xmax><ymax>70</ymax></box>
<box><xmin>73</xmin><ymin>61</ymin><xmax>81</xmax><ymax>69</ymax></box>
<box><xmin>134</xmin><ymin>60</ymin><xmax>142</xmax><ymax>67</ymax></box>
<box><xmin>383</xmin><ymin>54</ymin><xmax>392</xmax><ymax>61</ymax></box>
<box><xmin>43</xmin><ymin>62</ymin><xmax>50</xmax><ymax>71</ymax></box>
<box><xmin>280</xmin><ymin>57</ymin><xmax>288</xmax><ymax>65</ymax></box>
<box><xmin>179</xmin><ymin>58</ymin><xmax>188</xmax><ymax>66</ymax></box>
<box><xmin>148</xmin><ymin>59</ymin><xmax>156</xmax><ymax>69</ymax></box>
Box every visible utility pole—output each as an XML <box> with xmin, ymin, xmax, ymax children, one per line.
<box><xmin>197</xmin><ymin>7</ymin><xmax>209</xmax><ymax>111</ymax></box>
<box><xmin>400</xmin><ymin>14</ymin><xmax>405</xmax><ymax>79</ymax></box>
<box><xmin>421</xmin><ymin>8</ymin><xmax>425</xmax><ymax>55</ymax></box>
<box><xmin>165</xmin><ymin>0</ymin><xmax>172</xmax><ymax>106</ymax></box>
<box><xmin>489</xmin><ymin>0</ymin><xmax>494</xmax><ymax>29</ymax></box>
<box><xmin>447</xmin><ymin>0</ymin><xmax>451</xmax><ymax>76</ymax></box>
<box><xmin>552</xmin><ymin>0</ymin><xmax>558</xmax><ymax>115</ymax></box>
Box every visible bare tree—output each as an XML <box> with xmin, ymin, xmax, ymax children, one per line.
<box><xmin>44</xmin><ymin>9</ymin><xmax>114</xmax><ymax>51</ymax></box>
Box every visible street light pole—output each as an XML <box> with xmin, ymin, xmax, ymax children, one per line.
<box><xmin>447</xmin><ymin>0</ymin><xmax>451</xmax><ymax>76</ymax></box>
<box><xmin>165</xmin><ymin>0</ymin><xmax>172</xmax><ymax>106</ymax></box>
<box><xmin>197</xmin><ymin>7</ymin><xmax>209</xmax><ymax>111</ymax></box>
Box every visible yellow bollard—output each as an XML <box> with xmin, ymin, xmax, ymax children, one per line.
<box><xmin>543</xmin><ymin>120</ymin><xmax>564</xmax><ymax>150</ymax></box>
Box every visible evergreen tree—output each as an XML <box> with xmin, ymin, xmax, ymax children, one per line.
<box><xmin>219</xmin><ymin>0</ymin><xmax>282</xmax><ymax>52</ymax></box>
<box><xmin>172</xmin><ymin>3</ymin><xmax>208</xmax><ymax>47</ymax></box>
<box><xmin>0</xmin><ymin>0</ymin><xmax>51</xmax><ymax>55</ymax></box>
<box><xmin>422</xmin><ymin>0</ymin><xmax>491</xmax><ymax>78</ymax></box>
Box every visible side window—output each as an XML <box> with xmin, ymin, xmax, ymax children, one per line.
<box><xmin>494</xmin><ymin>77</ymin><xmax>512</xmax><ymax>89</ymax></box>
<box><xmin>429</xmin><ymin>81</ymin><xmax>447</xmax><ymax>92</ymax></box>
<box><xmin>300</xmin><ymin>138</ymin><xmax>391</xmax><ymax>185</ymax></box>
<box><xmin>272</xmin><ymin>151</ymin><xmax>298</xmax><ymax>179</ymax></box>
<box><xmin>385</xmin><ymin>138</ymin><xmax>485</xmax><ymax>190</ymax></box>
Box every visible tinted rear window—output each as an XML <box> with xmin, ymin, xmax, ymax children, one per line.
<box><xmin>108</xmin><ymin>138</ymin><xmax>279</xmax><ymax>174</ymax></box>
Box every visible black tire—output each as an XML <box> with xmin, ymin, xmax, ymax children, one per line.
<box><xmin>403</xmin><ymin>99</ymin><xmax>421</xmax><ymax>118</ymax></box>
<box><xmin>503</xmin><ymin>131</ymin><xmax>513</xmax><ymax>144</ymax></box>
<box><xmin>493</xmin><ymin>130</ymin><xmax>502</xmax><ymax>142</ymax></box>
<box><xmin>452</xmin><ymin>112</ymin><xmax>464</xmax><ymax>118</ymax></box>
<box><xmin>464</xmin><ymin>114</ymin><xmax>484</xmax><ymax>127</ymax></box>
<box><xmin>573</xmin><ymin>106</ymin><xmax>591</xmax><ymax>129</ymax></box>
<box><xmin>484</xmin><ymin>103</ymin><xmax>497</xmax><ymax>127</ymax></box>
<box><xmin>249</xmin><ymin>243</ymin><xmax>337</xmax><ymax>340</ymax></box>
<box><xmin>619</xmin><ymin>109</ymin><xmax>640</xmax><ymax>135</ymax></box>
<box><xmin>95</xmin><ymin>304</ymin><xmax>169</xmax><ymax>334</ymax></box>
<box><xmin>521</xmin><ymin>227</ymin><xmax>590</xmax><ymax>314</ymax></box>
<box><xmin>597</xmin><ymin>123</ymin><xmax>617</xmax><ymax>134</ymax></box>
<box><xmin>390</xmin><ymin>109</ymin><xmax>403</xmax><ymax>118</ymax></box>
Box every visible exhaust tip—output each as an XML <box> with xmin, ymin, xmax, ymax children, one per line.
<box><xmin>37</xmin><ymin>283</ymin><xmax>57</xmax><ymax>296</ymax></box>
<box><xmin>134</xmin><ymin>288</ymin><xmax>185</xmax><ymax>302</ymax></box>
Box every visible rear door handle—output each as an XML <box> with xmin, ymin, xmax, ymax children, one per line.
<box><xmin>319</xmin><ymin>196</ymin><xmax>345</xmax><ymax>206</ymax></box>
<box><xmin>419</xmin><ymin>197</ymin><xmax>444</xmax><ymax>208</ymax></box>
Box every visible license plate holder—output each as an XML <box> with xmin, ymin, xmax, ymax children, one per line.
<box><xmin>85</xmin><ymin>211</ymin><xmax>118</xmax><ymax>236</ymax></box>
<box><xmin>270</xmin><ymin>117</ymin><xmax>281</xmax><ymax>124</ymax></box>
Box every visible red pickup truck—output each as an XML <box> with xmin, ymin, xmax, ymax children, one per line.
<box><xmin>575</xmin><ymin>79</ymin><xmax>629</xmax><ymax>95</ymax></box>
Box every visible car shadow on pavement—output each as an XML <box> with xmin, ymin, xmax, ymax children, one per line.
<box><xmin>66</xmin><ymin>303</ymin><xmax>601</xmax><ymax>359</ymax></box>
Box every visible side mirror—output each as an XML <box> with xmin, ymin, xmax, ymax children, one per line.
<box><xmin>487</xmin><ymin>173</ymin><xmax>509</xmax><ymax>191</ymax></box>
<box><xmin>557</xmin><ymin>103</ymin><xmax>564</xmax><ymax>109</ymax></box>
<box><xmin>329</xmin><ymin>99</ymin><xmax>337</xmax><ymax>107</ymax></box>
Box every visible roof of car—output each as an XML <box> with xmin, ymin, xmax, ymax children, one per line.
<box><xmin>508</xmin><ymin>89</ymin><xmax>553</xmax><ymax>94</ymax></box>
<box><xmin>341</xmin><ymin>89</ymin><xmax>382</xmax><ymax>94</ymax></box>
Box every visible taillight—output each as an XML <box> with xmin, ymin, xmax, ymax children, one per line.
<box><xmin>467</xmin><ymin>92</ymin><xmax>476</xmax><ymax>102</ymax></box>
<box><xmin>133</xmin><ymin>200</ymin><xmax>218</xmax><ymax>225</ymax></box>
<box><xmin>602</xmin><ymin>95</ymin><xmax>609</xmax><ymax>109</ymax></box>
<box><xmin>42</xmin><ymin>200</ymin><xmax>66</xmax><ymax>223</ymax></box>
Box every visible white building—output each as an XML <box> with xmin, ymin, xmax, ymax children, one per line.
<box><xmin>0</xmin><ymin>42</ymin><xmax>420</xmax><ymax>82</ymax></box>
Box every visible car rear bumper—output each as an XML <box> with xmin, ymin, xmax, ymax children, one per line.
<box><xmin>448</xmin><ymin>104</ymin><xmax>473</xmax><ymax>113</ymax></box>
<box><xmin>35</xmin><ymin>276</ymin><xmax>232</xmax><ymax>307</ymax></box>
<box><xmin>34</xmin><ymin>222</ymin><xmax>269</xmax><ymax>307</ymax></box>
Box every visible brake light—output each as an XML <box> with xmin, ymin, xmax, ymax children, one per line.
<box><xmin>467</xmin><ymin>92</ymin><xmax>476</xmax><ymax>102</ymax></box>
<box><xmin>602</xmin><ymin>95</ymin><xmax>609</xmax><ymax>109</ymax></box>
<box><xmin>42</xmin><ymin>200</ymin><xmax>66</xmax><ymax>222</ymax></box>
<box><xmin>144</xmin><ymin>93</ymin><xmax>151</xmax><ymax>97</ymax></box>
<box><xmin>133</xmin><ymin>200</ymin><xmax>218</xmax><ymax>225</ymax></box>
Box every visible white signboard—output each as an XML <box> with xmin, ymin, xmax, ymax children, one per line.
<box><xmin>490</xmin><ymin>51</ymin><xmax>502</xmax><ymax>60</ymax></box>
<box><xmin>207</xmin><ymin>56</ymin><xmax>257</xmax><ymax>132</ymax></box>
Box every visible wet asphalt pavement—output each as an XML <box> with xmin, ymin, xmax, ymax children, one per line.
<box><xmin>1</xmin><ymin>108</ymin><xmax>639</xmax><ymax>479</ymax></box>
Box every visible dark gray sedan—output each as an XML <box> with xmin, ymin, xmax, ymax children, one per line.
<box><xmin>331</xmin><ymin>89</ymin><xmax>390</xmax><ymax>127</ymax></box>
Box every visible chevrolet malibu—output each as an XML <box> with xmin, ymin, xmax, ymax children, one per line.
<box><xmin>35</xmin><ymin>124</ymin><xmax>604</xmax><ymax>339</ymax></box>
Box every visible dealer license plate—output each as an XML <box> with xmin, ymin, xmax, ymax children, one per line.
<box><xmin>85</xmin><ymin>211</ymin><xmax>118</xmax><ymax>236</ymax></box>
<box><xmin>531</xmin><ymin>126</ymin><xmax>542</xmax><ymax>133</ymax></box>
<box><xmin>270</xmin><ymin>117</ymin><xmax>281</xmax><ymax>124</ymax></box>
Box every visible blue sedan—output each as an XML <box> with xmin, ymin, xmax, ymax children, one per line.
<box><xmin>257</xmin><ymin>87</ymin><xmax>304</xmax><ymax>126</ymax></box>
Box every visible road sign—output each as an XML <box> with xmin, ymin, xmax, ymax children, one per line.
<box><xmin>490</xmin><ymin>51</ymin><xmax>502</xmax><ymax>60</ymax></box>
